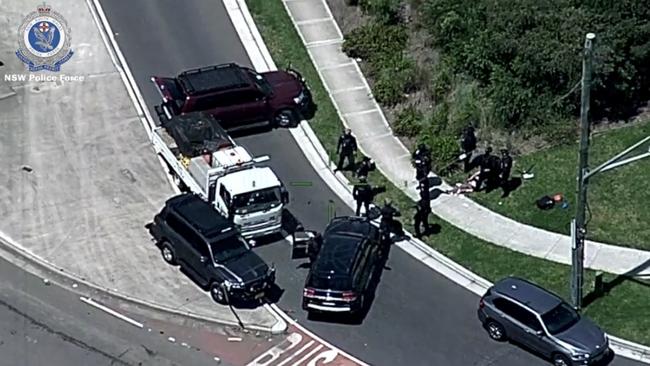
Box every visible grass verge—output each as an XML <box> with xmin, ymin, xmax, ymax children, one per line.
<box><xmin>247</xmin><ymin>0</ymin><xmax>650</xmax><ymax>346</ymax></box>
<box><xmin>450</xmin><ymin>122</ymin><xmax>650</xmax><ymax>250</ymax></box>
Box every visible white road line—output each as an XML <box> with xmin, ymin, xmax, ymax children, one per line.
<box><xmin>343</xmin><ymin>109</ymin><xmax>377</xmax><ymax>118</ymax></box>
<box><xmin>319</xmin><ymin>62</ymin><xmax>355</xmax><ymax>71</ymax></box>
<box><xmin>80</xmin><ymin>297</ymin><xmax>144</xmax><ymax>328</ymax></box>
<box><xmin>88</xmin><ymin>0</ymin><xmax>182</xmax><ymax>195</ymax></box>
<box><xmin>270</xmin><ymin>305</ymin><xmax>370</xmax><ymax>366</ymax></box>
<box><xmin>330</xmin><ymin>86</ymin><xmax>366</xmax><ymax>95</ymax></box>
<box><xmin>276</xmin><ymin>340</ymin><xmax>315</xmax><ymax>366</ymax></box>
<box><xmin>290</xmin><ymin>344</ymin><xmax>323</xmax><ymax>366</ymax></box>
<box><xmin>295</xmin><ymin>17</ymin><xmax>332</xmax><ymax>25</ymax></box>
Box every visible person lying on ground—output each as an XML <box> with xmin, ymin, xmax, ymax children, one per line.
<box><xmin>446</xmin><ymin>171</ymin><xmax>482</xmax><ymax>196</ymax></box>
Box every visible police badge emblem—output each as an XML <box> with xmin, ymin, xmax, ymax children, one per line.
<box><xmin>16</xmin><ymin>3</ymin><xmax>74</xmax><ymax>72</ymax></box>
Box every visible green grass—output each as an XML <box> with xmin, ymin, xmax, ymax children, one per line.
<box><xmin>247</xmin><ymin>0</ymin><xmax>650</xmax><ymax>346</ymax></box>
<box><xmin>450</xmin><ymin>124</ymin><xmax>650</xmax><ymax>250</ymax></box>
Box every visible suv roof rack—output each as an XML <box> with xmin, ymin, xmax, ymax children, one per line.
<box><xmin>170</xmin><ymin>194</ymin><xmax>234</xmax><ymax>236</ymax></box>
<box><xmin>177</xmin><ymin>63</ymin><xmax>250</xmax><ymax>95</ymax></box>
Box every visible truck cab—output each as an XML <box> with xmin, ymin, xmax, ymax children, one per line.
<box><xmin>214</xmin><ymin>165</ymin><xmax>287</xmax><ymax>238</ymax></box>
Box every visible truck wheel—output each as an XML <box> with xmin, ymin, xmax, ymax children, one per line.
<box><xmin>210</xmin><ymin>283</ymin><xmax>229</xmax><ymax>305</ymax></box>
<box><xmin>485</xmin><ymin>320</ymin><xmax>507</xmax><ymax>341</ymax></box>
<box><xmin>274</xmin><ymin>109</ymin><xmax>297</xmax><ymax>128</ymax></box>
<box><xmin>552</xmin><ymin>353</ymin><xmax>571</xmax><ymax>366</ymax></box>
<box><xmin>160</xmin><ymin>241</ymin><xmax>177</xmax><ymax>265</ymax></box>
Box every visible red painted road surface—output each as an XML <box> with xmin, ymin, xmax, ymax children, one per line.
<box><xmin>140</xmin><ymin>316</ymin><xmax>365</xmax><ymax>366</ymax></box>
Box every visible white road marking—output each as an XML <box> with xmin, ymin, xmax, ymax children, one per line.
<box><xmin>79</xmin><ymin>297</ymin><xmax>143</xmax><ymax>328</ymax></box>
<box><xmin>246</xmin><ymin>332</ymin><xmax>303</xmax><ymax>366</ymax></box>
<box><xmin>290</xmin><ymin>344</ymin><xmax>323</xmax><ymax>366</ymax></box>
<box><xmin>276</xmin><ymin>340</ymin><xmax>315</xmax><ymax>366</ymax></box>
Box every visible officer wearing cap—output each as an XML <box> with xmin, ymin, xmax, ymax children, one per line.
<box><xmin>413</xmin><ymin>198</ymin><xmax>431</xmax><ymax>238</ymax></box>
<box><xmin>499</xmin><ymin>149</ymin><xmax>513</xmax><ymax>187</ymax></box>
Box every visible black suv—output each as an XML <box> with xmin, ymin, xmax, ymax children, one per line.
<box><xmin>296</xmin><ymin>217</ymin><xmax>381</xmax><ymax>315</ymax></box>
<box><xmin>146</xmin><ymin>193</ymin><xmax>276</xmax><ymax>304</ymax></box>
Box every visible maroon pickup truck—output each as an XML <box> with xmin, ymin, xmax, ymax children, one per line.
<box><xmin>151</xmin><ymin>63</ymin><xmax>314</xmax><ymax>130</ymax></box>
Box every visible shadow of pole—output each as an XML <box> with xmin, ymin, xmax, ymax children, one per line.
<box><xmin>583</xmin><ymin>259</ymin><xmax>650</xmax><ymax>308</ymax></box>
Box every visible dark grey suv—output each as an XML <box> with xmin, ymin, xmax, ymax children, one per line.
<box><xmin>478</xmin><ymin>277</ymin><xmax>612</xmax><ymax>366</ymax></box>
<box><xmin>146</xmin><ymin>194</ymin><xmax>276</xmax><ymax>304</ymax></box>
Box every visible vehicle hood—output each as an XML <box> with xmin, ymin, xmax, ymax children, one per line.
<box><xmin>224</xmin><ymin>250</ymin><xmax>269</xmax><ymax>284</ymax></box>
<box><xmin>264</xmin><ymin>71</ymin><xmax>302</xmax><ymax>99</ymax></box>
<box><xmin>554</xmin><ymin>317</ymin><xmax>607</xmax><ymax>353</ymax></box>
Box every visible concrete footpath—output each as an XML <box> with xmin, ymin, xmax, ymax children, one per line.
<box><xmin>0</xmin><ymin>0</ymin><xmax>283</xmax><ymax>333</ymax></box>
<box><xmin>280</xmin><ymin>0</ymin><xmax>650</xmax><ymax>277</ymax></box>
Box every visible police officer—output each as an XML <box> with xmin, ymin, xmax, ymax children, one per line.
<box><xmin>379</xmin><ymin>198</ymin><xmax>401</xmax><ymax>245</ymax></box>
<box><xmin>417</xmin><ymin>177</ymin><xmax>430</xmax><ymax>202</ymax></box>
<box><xmin>308</xmin><ymin>233</ymin><xmax>322</xmax><ymax>263</ymax></box>
<box><xmin>356</xmin><ymin>156</ymin><xmax>374</xmax><ymax>179</ymax></box>
<box><xmin>460</xmin><ymin>126</ymin><xmax>477</xmax><ymax>172</ymax></box>
<box><xmin>335</xmin><ymin>128</ymin><xmax>357</xmax><ymax>172</ymax></box>
<box><xmin>352</xmin><ymin>176</ymin><xmax>373</xmax><ymax>216</ymax></box>
<box><xmin>473</xmin><ymin>147</ymin><xmax>493</xmax><ymax>191</ymax></box>
<box><xmin>413</xmin><ymin>198</ymin><xmax>431</xmax><ymax>238</ymax></box>
<box><xmin>499</xmin><ymin>149</ymin><xmax>513</xmax><ymax>186</ymax></box>
<box><xmin>412</xmin><ymin>143</ymin><xmax>432</xmax><ymax>181</ymax></box>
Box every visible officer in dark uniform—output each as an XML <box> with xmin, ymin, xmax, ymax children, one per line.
<box><xmin>460</xmin><ymin>126</ymin><xmax>477</xmax><ymax>172</ymax></box>
<box><xmin>486</xmin><ymin>152</ymin><xmax>502</xmax><ymax>192</ymax></box>
<box><xmin>499</xmin><ymin>149</ymin><xmax>513</xmax><ymax>186</ymax></box>
<box><xmin>413</xmin><ymin>198</ymin><xmax>431</xmax><ymax>238</ymax></box>
<box><xmin>352</xmin><ymin>176</ymin><xmax>373</xmax><ymax>216</ymax></box>
<box><xmin>355</xmin><ymin>156</ymin><xmax>375</xmax><ymax>180</ymax></box>
<box><xmin>308</xmin><ymin>233</ymin><xmax>323</xmax><ymax>263</ymax></box>
<box><xmin>379</xmin><ymin>199</ymin><xmax>401</xmax><ymax>247</ymax></box>
<box><xmin>473</xmin><ymin>147</ymin><xmax>493</xmax><ymax>191</ymax></box>
<box><xmin>412</xmin><ymin>143</ymin><xmax>432</xmax><ymax>181</ymax></box>
<box><xmin>417</xmin><ymin>177</ymin><xmax>430</xmax><ymax>202</ymax></box>
<box><xmin>335</xmin><ymin>128</ymin><xmax>357</xmax><ymax>172</ymax></box>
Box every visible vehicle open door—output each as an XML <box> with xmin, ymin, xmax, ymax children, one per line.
<box><xmin>150</xmin><ymin>76</ymin><xmax>183</xmax><ymax>121</ymax></box>
<box><xmin>292</xmin><ymin>229</ymin><xmax>317</xmax><ymax>260</ymax></box>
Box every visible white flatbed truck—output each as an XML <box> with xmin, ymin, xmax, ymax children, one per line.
<box><xmin>150</xmin><ymin>111</ymin><xmax>288</xmax><ymax>239</ymax></box>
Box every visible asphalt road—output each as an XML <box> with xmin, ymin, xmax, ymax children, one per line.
<box><xmin>97</xmin><ymin>1</ymin><xmax>645</xmax><ymax>365</ymax></box>
<box><xmin>0</xmin><ymin>256</ymin><xmax>226</xmax><ymax>366</ymax></box>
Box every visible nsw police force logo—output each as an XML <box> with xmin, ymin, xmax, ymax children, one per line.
<box><xmin>16</xmin><ymin>3</ymin><xmax>74</xmax><ymax>72</ymax></box>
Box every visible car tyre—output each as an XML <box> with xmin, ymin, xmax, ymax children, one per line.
<box><xmin>551</xmin><ymin>354</ymin><xmax>571</xmax><ymax>366</ymax></box>
<box><xmin>210</xmin><ymin>282</ymin><xmax>229</xmax><ymax>305</ymax></box>
<box><xmin>160</xmin><ymin>241</ymin><xmax>177</xmax><ymax>265</ymax></box>
<box><xmin>274</xmin><ymin>109</ymin><xmax>297</xmax><ymax>128</ymax></box>
<box><xmin>485</xmin><ymin>320</ymin><xmax>507</xmax><ymax>342</ymax></box>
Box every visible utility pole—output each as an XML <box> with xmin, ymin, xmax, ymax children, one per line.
<box><xmin>571</xmin><ymin>33</ymin><xmax>596</xmax><ymax>310</ymax></box>
<box><xmin>570</xmin><ymin>33</ymin><xmax>650</xmax><ymax>310</ymax></box>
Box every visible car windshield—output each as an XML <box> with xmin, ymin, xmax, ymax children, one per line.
<box><xmin>247</xmin><ymin>70</ymin><xmax>273</xmax><ymax>96</ymax></box>
<box><xmin>232</xmin><ymin>187</ymin><xmax>281</xmax><ymax>214</ymax></box>
<box><xmin>541</xmin><ymin>302</ymin><xmax>580</xmax><ymax>335</ymax></box>
<box><xmin>209</xmin><ymin>235</ymin><xmax>250</xmax><ymax>263</ymax></box>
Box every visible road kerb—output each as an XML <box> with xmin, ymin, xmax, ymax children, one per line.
<box><xmin>226</xmin><ymin>0</ymin><xmax>650</xmax><ymax>362</ymax></box>
<box><xmin>0</xmin><ymin>230</ymin><xmax>285</xmax><ymax>335</ymax></box>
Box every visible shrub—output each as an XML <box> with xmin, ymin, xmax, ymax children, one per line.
<box><xmin>427</xmin><ymin>133</ymin><xmax>459</xmax><ymax>174</ymax></box>
<box><xmin>394</xmin><ymin>105</ymin><xmax>423</xmax><ymax>137</ymax></box>
<box><xmin>372</xmin><ymin>57</ymin><xmax>419</xmax><ymax>105</ymax></box>
<box><xmin>374</xmin><ymin>70</ymin><xmax>405</xmax><ymax>105</ymax></box>
<box><xmin>359</xmin><ymin>0</ymin><xmax>402</xmax><ymax>24</ymax></box>
<box><xmin>342</xmin><ymin>22</ymin><xmax>407</xmax><ymax>63</ymax></box>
